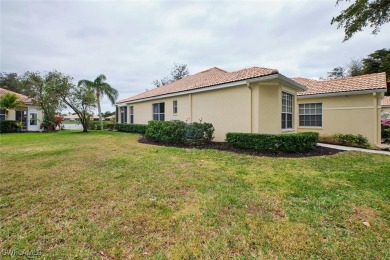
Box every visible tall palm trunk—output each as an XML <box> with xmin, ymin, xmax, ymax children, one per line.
<box><xmin>97</xmin><ymin>90</ymin><xmax>103</xmax><ymax>130</ymax></box>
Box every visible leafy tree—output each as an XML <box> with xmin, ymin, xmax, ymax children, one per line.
<box><xmin>0</xmin><ymin>72</ymin><xmax>34</xmax><ymax>97</ymax></box>
<box><xmin>60</xmin><ymin>83</ymin><xmax>96</xmax><ymax>132</ymax></box>
<box><xmin>78</xmin><ymin>75</ymin><xmax>118</xmax><ymax>131</ymax></box>
<box><xmin>362</xmin><ymin>48</ymin><xmax>390</xmax><ymax>78</ymax></box>
<box><xmin>327</xmin><ymin>66</ymin><xmax>345</xmax><ymax>79</ymax></box>
<box><xmin>0</xmin><ymin>93</ymin><xmax>24</xmax><ymax>111</ymax></box>
<box><xmin>22</xmin><ymin>71</ymin><xmax>72</xmax><ymax>131</ymax></box>
<box><xmin>346</xmin><ymin>58</ymin><xmax>363</xmax><ymax>76</ymax></box>
<box><xmin>331</xmin><ymin>0</ymin><xmax>390</xmax><ymax>41</ymax></box>
<box><xmin>102</xmin><ymin>111</ymin><xmax>115</xmax><ymax>117</ymax></box>
<box><xmin>153</xmin><ymin>63</ymin><xmax>190</xmax><ymax>87</ymax></box>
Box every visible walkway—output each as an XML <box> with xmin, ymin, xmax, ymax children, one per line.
<box><xmin>318</xmin><ymin>143</ymin><xmax>390</xmax><ymax>156</ymax></box>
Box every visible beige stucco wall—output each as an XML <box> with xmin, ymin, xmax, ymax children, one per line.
<box><xmin>124</xmin><ymin>81</ymin><xmax>300</xmax><ymax>142</ymax></box>
<box><xmin>129</xmin><ymin>95</ymin><xmax>191</xmax><ymax>124</ymax></box>
<box><xmin>297</xmin><ymin>92</ymin><xmax>382</xmax><ymax>146</ymax></box>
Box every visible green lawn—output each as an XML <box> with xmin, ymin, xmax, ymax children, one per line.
<box><xmin>0</xmin><ymin>131</ymin><xmax>389</xmax><ymax>259</ymax></box>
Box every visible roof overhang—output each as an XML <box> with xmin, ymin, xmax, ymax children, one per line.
<box><xmin>117</xmin><ymin>73</ymin><xmax>307</xmax><ymax>106</ymax></box>
<box><xmin>297</xmin><ymin>88</ymin><xmax>387</xmax><ymax>99</ymax></box>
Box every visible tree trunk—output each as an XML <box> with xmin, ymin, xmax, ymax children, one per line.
<box><xmin>97</xmin><ymin>91</ymin><xmax>103</xmax><ymax>130</ymax></box>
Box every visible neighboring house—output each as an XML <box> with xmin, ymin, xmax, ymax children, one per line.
<box><xmin>116</xmin><ymin>67</ymin><xmax>306</xmax><ymax>141</ymax></box>
<box><xmin>63</xmin><ymin>114</ymin><xmax>80</xmax><ymax>121</ymax></box>
<box><xmin>293</xmin><ymin>73</ymin><xmax>387</xmax><ymax>146</ymax></box>
<box><xmin>382</xmin><ymin>96</ymin><xmax>390</xmax><ymax>119</ymax></box>
<box><xmin>105</xmin><ymin>115</ymin><xmax>115</xmax><ymax>121</ymax></box>
<box><xmin>0</xmin><ymin>87</ymin><xmax>43</xmax><ymax>131</ymax></box>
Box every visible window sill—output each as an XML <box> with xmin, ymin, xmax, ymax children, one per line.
<box><xmin>281</xmin><ymin>128</ymin><xmax>295</xmax><ymax>132</ymax></box>
<box><xmin>298</xmin><ymin>126</ymin><xmax>323</xmax><ymax>129</ymax></box>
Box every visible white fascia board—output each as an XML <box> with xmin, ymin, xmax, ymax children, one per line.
<box><xmin>297</xmin><ymin>88</ymin><xmax>387</xmax><ymax>99</ymax></box>
<box><xmin>118</xmin><ymin>74</ymin><xmax>306</xmax><ymax>106</ymax></box>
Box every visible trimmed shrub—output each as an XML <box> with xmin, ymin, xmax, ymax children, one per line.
<box><xmin>145</xmin><ymin>120</ymin><xmax>186</xmax><ymax>144</ymax></box>
<box><xmin>115</xmin><ymin>123</ymin><xmax>147</xmax><ymax>134</ymax></box>
<box><xmin>319</xmin><ymin>133</ymin><xmax>370</xmax><ymax>148</ymax></box>
<box><xmin>381</xmin><ymin>125</ymin><xmax>390</xmax><ymax>140</ymax></box>
<box><xmin>0</xmin><ymin>120</ymin><xmax>17</xmax><ymax>133</ymax></box>
<box><xmin>385</xmin><ymin>128</ymin><xmax>390</xmax><ymax>143</ymax></box>
<box><xmin>226</xmin><ymin>132</ymin><xmax>319</xmax><ymax>153</ymax></box>
<box><xmin>185</xmin><ymin>122</ymin><xmax>215</xmax><ymax>145</ymax></box>
<box><xmin>88</xmin><ymin>121</ymin><xmax>116</xmax><ymax>130</ymax></box>
<box><xmin>144</xmin><ymin>120</ymin><xmax>215</xmax><ymax>145</ymax></box>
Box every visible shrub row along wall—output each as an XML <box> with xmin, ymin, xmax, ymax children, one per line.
<box><xmin>0</xmin><ymin>120</ymin><xmax>17</xmax><ymax>133</ymax></box>
<box><xmin>381</xmin><ymin>125</ymin><xmax>390</xmax><ymax>142</ymax></box>
<box><xmin>226</xmin><ymin>132</ymin><xmax>319</xmax><ymax>153</ymax></box>
<box><xmin>319</xmin><ymin>133</ymin><xmax>370</xmax><ymax>148</ymax></box>
<box><xmin>88</xmin><ymin>121</ymin><xmax>115</xmax><ymax>130</ymax></box>
<box><xmin>145</xmin><ymin>120</ymin><xmax>214</xmax><ymax>145</ymax></box>
<box><xmin>115</xmin><ymin>123</ymin><xmax>147</xmax><ymax>134</ymax></box>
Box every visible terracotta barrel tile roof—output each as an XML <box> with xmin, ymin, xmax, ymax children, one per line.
<box><xmin>0</xmin><ymin>87</ymin><xmax>32</xmax><ymax>103</ymax></box>
<box><xmin>293</xmin><ymin>72</ymin><xmax>387</xmax><ymax>96</ymax></box>
<box><xmin>382</xmin><ymin>96</ymin><xmax>390</xmax><ymax>106</ymax></box>
<box><xmin>117</xmin><ymin>67</ymin><xmax>279</xmax><ymax>103</ymax></box>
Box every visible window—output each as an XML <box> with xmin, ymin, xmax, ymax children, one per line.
<box><xmin>30</xmin><ymin>113</ymin><xmax>37</xmax><ymax>125</ymax></box>
<box><xmin>0</xmin><ymin>109</ymin><xmax>6</xmax><ymax>121</ymax></box>
<box><xmin>120</xmin><ymin>107</ymin><xmax>127</xmax><ymax>123</ymax></box>
<box><xmin>15</xmin><ymin>110</ymin><xmax>27</xmax><ymax>129</ymax></box>
<box><xmin>299</xmin><ymin>103</ymin><xmax>322</xmax><ymax>127</ymax></box>
<box><xmin>153</xmin><ymin>102</ymin><xmax>165</xmax><ymax>121</ymax></box>
<box><xmin>281</xmin><ymin>92</ymin><xmax>293</xmax><ymax>129</ymax></box>
<box><xmin>130</xmin><ymin>106</ymin><xmax>134</xmax><ymax>124</ymax></box>
<box><xmin>173</xmin><ymin>100</ymin><xmax>178</xmax><ymax>114</ymax></box>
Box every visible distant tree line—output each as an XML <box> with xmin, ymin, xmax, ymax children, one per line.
<box><xmin>326</xmin><ymin>48</ymin><xmax>390</xmax><ymax>79</ymax></box>
<box><xmin>153</xmin><ymin>63</ymin><xmax>190</xmax><ymax>87</ymax></box>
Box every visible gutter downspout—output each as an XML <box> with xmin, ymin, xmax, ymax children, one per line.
<box><xmin>247</xmin><ymin>82</ymin><xmax>252</xmax><ymax>133</ymax></box>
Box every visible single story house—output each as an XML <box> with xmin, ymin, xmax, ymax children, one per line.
<box><xmin>293</xmin><ymin>73</ymin><xmax>387</xmax><ymax>145</ymax></box>
<box><xmin>382</xmin><ymin>96</ymin><xmax>390</xmax><ymax>119</ymax></box>
<box><xmin>116</xmin><ymin>67</ymin><xmax>387</xmax><ymax>146</ymax></box>
<box><xmin>0</xmin><ymin>87</ymin><xmax>43</xmax><ymax>131</ymax></box>
<box><xmin>116</xmin><ymin>67</ymin><xmax>307</xmax><ymax>141</ymax></box>
<box><xmin>63</xmin><ymin>114</ymin><xmax>81</xmax><ymax>121</ymax></box>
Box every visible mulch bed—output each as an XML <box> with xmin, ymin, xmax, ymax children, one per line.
<box><xmin>138</xmin><ymin>136</ymin><xmax>343</xmax><ymax>158</ymax></box>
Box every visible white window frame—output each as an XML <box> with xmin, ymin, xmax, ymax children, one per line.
<box><xmin>281</xmin><ymin>92</ymin><xmax>294</xmax><ymax>130</ymax></box>
<box><xmin>173</xmin><ymin>100</ymin><xmax>178</xmax><ymax>114</ymax></box>
<box><xmin>299</xmin><ymin>103</ymin><xmax>323</xmax><ymax>127</ymax></box>
<box><xmin>153</xmin><ymin>102</ymin><xmax>165</xmax><ymax>121</ymax></box>
<box><xmin>130</xmin><ymin>106</ymin><xmax>134</xmax><ymax>124</ymax></box>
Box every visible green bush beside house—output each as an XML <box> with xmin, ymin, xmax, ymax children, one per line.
<box><xmin>226</xmin><ymin>132</ymin><xmax>319</xmax><ymax>153</ymax></box>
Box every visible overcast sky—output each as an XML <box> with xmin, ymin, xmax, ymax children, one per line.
<box><xmin>1</xmin><ymin>0</ymin><xmax>389</xmax><ymax>113</ymax></box>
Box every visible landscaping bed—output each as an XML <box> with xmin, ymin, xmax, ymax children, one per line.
<box><xmin>138</xmin><ymin>136</ymin><xmax>343</xmax><ymax>158</ymax></box>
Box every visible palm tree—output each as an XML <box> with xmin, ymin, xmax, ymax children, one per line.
<box><xmin>0</xmin><ymin>93</ymin><xmax>24</xmax><ymax>113</ymax></box>
<box><xmin>78</xmin><ymin>75</ymin><xmax>118</xmax><ymax>130</ymax></box>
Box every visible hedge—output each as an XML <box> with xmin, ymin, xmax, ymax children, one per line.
<box><xmin>185</xmin><ymin>122</ymin><xmax>215</xmax><ymax>145</ymax></box>
<box><xmin>382</xmin><ymin>125</ymin><xmax>390</xmax><ymax>140</ymax></box>
<box><xmin>88</xmin><ymin>121</ymin><xmax>116</xmax><ymax>130</ymax></box>
<box><xmin>145</xmin><ymin>120</ymin><xmax>186</xmax><ymax>144</ymax></box>
<box><xmin>115</xmin><ymin>123</ymin><xmax>147</xmax><ymax>134</ymax></box>
<box><xmin>144</xmin><ymin>120</ymin><xmax>215</xmax><ymax>145</ymax></box>
<box><xmin>0</xmin><ymin>120</ymin><xmax>17</xmax><ymax>133</ymax></box>
<box><xmin>226</xmin><ymin>132</ymin><xmax>319</xmax><ymax>153</ymax></box>
<box><xmin>319</xmin><ymin>133</ymin><xmax>370</xmax><ymax>148</ymax></box>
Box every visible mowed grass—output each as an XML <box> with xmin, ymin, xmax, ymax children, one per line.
<box><xmin>0</xmin><ymin>131</ymin><xmax>389</xmax><ymax>259</ymax></box>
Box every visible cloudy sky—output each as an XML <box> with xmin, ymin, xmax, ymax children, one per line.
<box><xmin>1</xmin><ymin>0</ymin><xmax>389</xmax><ymax>113</ymax></box>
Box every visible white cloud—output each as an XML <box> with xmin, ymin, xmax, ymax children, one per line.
<box><xmin>1</xmin><ymin>0</ymin><xmax>389</xmax><ymax>112</ymax></box>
